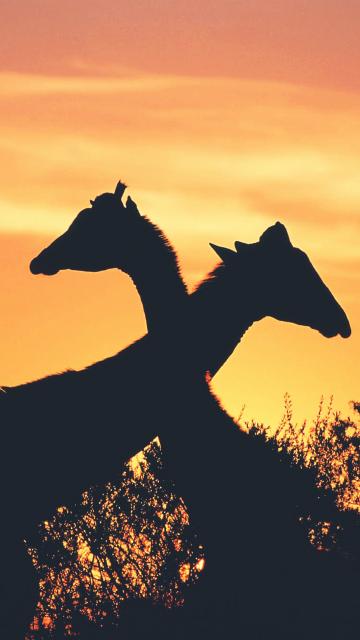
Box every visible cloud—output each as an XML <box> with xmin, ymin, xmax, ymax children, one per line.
<box><xmin>0</xmin><ymin>199</ymin><xmax>71</xmax><ymax>235</ymax></box>
<box><xmin>0</xmin><ymin>72</ymin><xmax>358</xmax><ymax>269</ymax></box>
<box><xmin>0</xmin><ymin>72</ymin><xmax>199</xmax><ymax>97</ymax></box>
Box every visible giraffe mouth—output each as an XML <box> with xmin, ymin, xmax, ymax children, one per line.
<box><xmin>30</xmin><ymin>256</ymin><xmax>59</xmax><ymax>276</ymax></box>
<box><xmin>317</xmin><ymin>312</ymin><xmax>351</xmax><ymax>339</ymax></box>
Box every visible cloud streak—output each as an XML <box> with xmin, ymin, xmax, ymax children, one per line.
<box><xmin>0</xmin><ymin>72</ymin><xmax>201</xmax><ymax>97</ymax></box>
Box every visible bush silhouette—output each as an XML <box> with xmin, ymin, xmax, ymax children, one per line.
<box><xmin>24</xmin><ymin>399</ymin><xmax>360</xmax><ymax>639</ymax></box>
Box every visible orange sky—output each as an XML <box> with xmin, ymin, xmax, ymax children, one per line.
<box><xmin>0</xmin><ymin>1</ymin><xmax>359</xmax><ymax>427</ymax></box>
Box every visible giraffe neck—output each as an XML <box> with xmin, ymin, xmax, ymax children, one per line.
<box><xmin>114</xmin><ymin>215</ymin><xmax>264</xmax><ymax>376</ymax></box>
<box><xmin>120</xmin><ymin>216</ymin><xmax>188</xmax><ymax>334</ymax></box>
<box><xmin>188</xmin><ymin>265</ymin><xmax>265</xmax><ymax>377</ymax></box>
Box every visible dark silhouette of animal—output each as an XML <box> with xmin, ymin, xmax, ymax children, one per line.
<box><xmin>28</xmin><ymin>184</ymin><xmax>354</xmax><ymax>638</ymax></box>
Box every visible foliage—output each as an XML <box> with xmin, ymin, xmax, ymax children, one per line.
<box><xmin>25</xmin><ymin>441</ymin><xmax>204</xmax><ymax>638</ymax></box>
<box><xmin>25</xmin><ymin>399</ymin><xmax>360</xmax><ymax>638</ymax></box>
<box><xmin>254</xmin><ymin>396</ymin><xmax>360</xmax><ymax>559</ymax></box>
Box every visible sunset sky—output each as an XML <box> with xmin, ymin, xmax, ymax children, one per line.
<box><xmin>0</xmin><ymin>1</ymin><xmax>359</xmax><ymax>428</ymax></box>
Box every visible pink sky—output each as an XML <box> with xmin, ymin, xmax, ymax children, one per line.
<box><xmin>1</xmin><ymin>2</ymin><xmax>359</xmax><ymax>88</ymax></box>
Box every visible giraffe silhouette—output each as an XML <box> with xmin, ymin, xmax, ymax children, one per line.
<box><xmin>28</xmin><ymin>184</ymin><xmax>355</xmax><ymax>638</ymax></box>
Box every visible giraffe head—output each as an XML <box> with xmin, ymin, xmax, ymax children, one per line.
<box><xmin>210</xmin><ymin>222</ymin><xmax>351</xmax><ymax>339</ymax></box>
<box><xmin>30</xmin><ymin>181</ymin><xmax>145</xmax><ymax>276</ymax></box>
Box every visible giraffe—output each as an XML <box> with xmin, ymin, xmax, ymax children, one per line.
<box><xmin>29</xmin><ymin>184</ymin><xmax>354</xmax><ymax>638</ymax></box>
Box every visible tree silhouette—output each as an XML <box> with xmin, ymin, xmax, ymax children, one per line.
<box><xmin>25</xmin><ymin>440</ymin><xmax>204</xmax><ymax>638</ymax></box>
<box><xmin>22</xmin><ymin>401</ymin><xmax>360</xmax><ymax>639</ymax></box>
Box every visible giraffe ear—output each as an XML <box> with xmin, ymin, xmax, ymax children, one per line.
<box><xmin>209</xmin><ymin>243</ymin><xmax>238</xmax><ymax>265</ymax></box>
<box><xmin>234</xmin><ymin>240</ymin><xmax>251</xmax><ymax>254</ymax></box>
<box><xmin>259</xmin><ymin>222</ymin><xmax>292</xmax><ymax>249</ymax></box>
<box><xmin>126</xmin><ymin>195</ymin><xmax>141</xmax><ymax>217</ymax></box>
<box><xmin>114</xmin><ymin>181</ymin><xmax>127</xmax><ymax>200</ymax></box>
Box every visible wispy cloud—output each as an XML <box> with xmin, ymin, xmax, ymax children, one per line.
<box><xmin>0</xmin><ymin>72</ymin><xmax>359</xmax><ymax>267</ymax></box>
<box><xmin>0</xmin><ymin>72</ymin><xmax>199</xmax><ymax>97</ymax></box>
